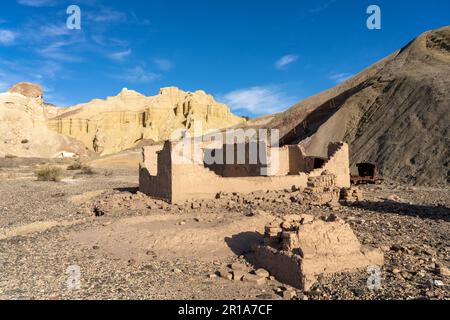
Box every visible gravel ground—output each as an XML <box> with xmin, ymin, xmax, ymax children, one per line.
<box><xmin>0</xmin><ymin>163</ymin><xmax>448</xmax><ymax>300</ymax></box>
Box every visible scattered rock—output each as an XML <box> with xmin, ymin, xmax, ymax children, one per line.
<box><xmin>435</xmin><ymin>264</ymin><xmax>450</xmax><ymax>276</ymax></box>
<box><xmin>282</xmin><ymin>289</ymin><xmax>297</xmax><ymax>300</ymax></box>
<box><xmin>243</xmin><ymin>274</ymin><xmax>266</xmax><ymax>286</ymax></box>
<box><xmin>232</xmin><ymin>270</ymin><xmax>245</xmax><ymax>281</ymax></box>
<box><xmin>218</xmin><ymin>269</ymin><xmax>232</xmax><ymax>280</ymax></box>
<box><xmin>254</xmin><ymin>268</ymin><xmax>270</xmax><ymax>278</ymax></box>
<box><xmin>433</xmin><ymin>280</ymin><xmax>445</xmax><ymax>287</ymax></box>
<box><xmin>230</xmin><ymin>262</ymin><xmax>246</xmax><ymax>271</ymax></box>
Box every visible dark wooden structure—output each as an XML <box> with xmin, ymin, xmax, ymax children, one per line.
<box><xmin>351</xmin><ymin>163</ymin><xmax>383</xmax><ymax>185</ymax></box>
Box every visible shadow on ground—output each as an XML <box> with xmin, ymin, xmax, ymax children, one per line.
<box><xmin>114</xmin><ymin>187</ymin><xmax>139</xmax><ymax>194</ymax></box>
<box><xmin>225</xmin><ymin>231</ymin><xmax>264</xmax><ymax>256</ymax></box>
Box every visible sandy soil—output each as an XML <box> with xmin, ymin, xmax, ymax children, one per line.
<box><xmin>0</xmin><ymin>158</ymin><xmax>448</xmax><ymax>300</ymax></box>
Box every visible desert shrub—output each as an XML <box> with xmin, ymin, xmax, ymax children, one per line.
<box><xmin>35</xmin><ymin>166</ymin><xmax>63</xmax><ymax>182</ymax></box>
<box><xmin>104</xmin><ymin>170</ymin><xmax>113</xmax><ymax>177</ymax></box>
<box><xmin>67</xmin><ymin>161</ymin><xmax>83</xmax><ymax>170</ymax></box>
<box><xmin>67</xmin><ymin>162</ymin><xmax>95</xmax><ymax>175</ymax></box>
<box><xmin>80</xmin><ymin>165</ymin><xmax>95</xmax><ymax>175</ymax></box>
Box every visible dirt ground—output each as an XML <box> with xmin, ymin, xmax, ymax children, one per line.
<box><xmin>0</xmin><ymin>157</ymin><xmax>449</xmax><ymax>300</ymax></box>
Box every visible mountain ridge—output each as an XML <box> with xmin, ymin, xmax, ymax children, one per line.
<box><xmin>269</xmin><ymin>26</ymin><xmax>450</xmax><ymax>186</ymax></box>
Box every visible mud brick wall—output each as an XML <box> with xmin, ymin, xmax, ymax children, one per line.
<box><xmin>139</xmin><ymin>141</ymin><xmax>351</xmax><ymax>203</ymax></box>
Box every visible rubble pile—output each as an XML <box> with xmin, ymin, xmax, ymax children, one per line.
<box><xmin>340</xmin><ymin>187</ymin><xmax>364</xmax><ymax>205</ymax></box>
<box><xmin>289</xmin><ymin>171</ymin><xmax>341</xmax><ymax>207</ymax></box>
<box><xmin>303</xmin><ymin>172</ymin><xmax>340</xmax><ymax>206</ymax></box>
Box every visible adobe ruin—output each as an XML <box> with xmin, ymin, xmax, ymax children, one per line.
<box><xmin>254</xmin><ymin>214</ymin><xmax>384</xmax><ymax>291</ymax></box>
<box><xmin>139</xmin><ymin>138</ymin><xmax>351</xmax><ymax>204</ymax></box>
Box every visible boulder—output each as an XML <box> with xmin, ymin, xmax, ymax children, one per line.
<box><xmin>8</xmin><ymin>82</ymin><xmax>43</xmax><ymax>99</ymax></box>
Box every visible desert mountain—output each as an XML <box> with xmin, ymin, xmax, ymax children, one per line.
<box><xmin>270</xmin><ymin>26</ymin><xmax>450</xmax><ymax>186</ymax></box>
<box><xmin>48</xmin><ymin>87</ymin><xmax>246</xmax><ymax>155</ymax></box>
<box><xmin>0</xmin><ymin>83</ymin><xmax>86</xmax><ymax>158</ymax></box>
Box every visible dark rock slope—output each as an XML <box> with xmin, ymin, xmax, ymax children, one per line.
<box><xmin>270</xmin><ymin>26</ymin><xmax>450</xmax><ymax>186</ymax></box>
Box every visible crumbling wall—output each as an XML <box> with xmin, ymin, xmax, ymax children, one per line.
<box><xmin>306</xmin><ymin>142</ymin><xmax>351</xmax><ymax>188</ymax></box>
<box><xmin>271</xmin><ymin>145</ymin><xmax>306</xmax><ymax>176</ymax></box>
<box><xmin>204</xmin><ymin>142</ymin><xmax>267</xmax><ymax>177</ymax></box>
<box><xmin>170</xmin><ymin>161</ymin><xmax>309</xmax><ymax>203</ymax></box>
<box><xmin>139</xmin><ymin>141</ymin><xmax>351</xmax><ymax>203</ymax></box>
<box><xmin>299</xmin><ymin>172</ymin><xmax>341</xmax><ymax>206</ymax></box>
<box><xmin>288</xmin><ymin>145</ymin><xmax>306</xmax><ymax>175</ymax></box>
<box><xmin>139</xmin><ymin>142</ymin><xmax>172</xmax><ymax>201</ymax></box>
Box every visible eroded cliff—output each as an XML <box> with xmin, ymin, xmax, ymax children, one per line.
<box><xmin>48</xmin><ymin>87</ymin><xmax>246</xmax><ymax>155</ymax></box>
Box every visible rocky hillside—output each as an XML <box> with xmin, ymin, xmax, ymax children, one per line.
<box><xmin>48</xmin><ymin>87</ymin><xmax>246</xmax><ymax>155</ymax></box>
<box><xmin>0</xmin><ymin>83</ymin><xmax>86</xmax><ymax>158</ymax></box>
<box><xmin>270</xmin><ymin>26</ymin><xmax>450</xmax><ymax>186</ymax></box>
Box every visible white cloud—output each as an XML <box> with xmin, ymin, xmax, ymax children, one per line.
<box><xmin>108</xmin><ymin>49</ymin><xmax>132</xmax><ymax>61</ymax></box>
<box><xmin>329</xmin><ymin>72</ymin><xmax>354</xmax><ymax>84</ymax></box>
<box><xmin>40</xmin><ymin>24</ymin><xmax>72</xmax><ymax>37</ymax></box>
<box><xmin>275</xmin><ymin>54</ymin><xmax>298</xmax><ymax>70</ymax></box>
<box><xmin>221</xmin><ymin>86</ymin><xmax>297</xmax><ymax>116</ymax></box>
<box><xmin>36</xmin><ymin>41</ymin><xmax>82</xmax><ymax>62</ymax></box>
<box><xmin>92</xmin><ymin>35</ymin><xmax>128</xmax><ymax>47</ymax></box>
<box><xmin>129</xmin><ymin>11</ymin><xmax>152</xmax><ymax>26</ymax></box>
<box><xmin>0</xmin><ymin>30</ymin><xmax>17</xmax><ymax>45</ymax></box>
<box><xmin>1</xmin><ymin>59</ymin><xmax>62</xmax><ymax>81</ymax></box>
<box><xmin>117</xmin><ymin>66</ymin><xmax>160</xmax><ymax>83</ymax></box>
<box><xmin>17</xmin><ymin>0</ymin><xmax>58</xmax><ymax>7</ymax></box>
<box><xmin>153</xmin><ymin>58</ymin><xmax>174</xmax><ymax>71</ymax></box>
<box><xmin>85</xmin><ymin>7</ymin><xmax>127</xmax><ymax>23</ymax></box>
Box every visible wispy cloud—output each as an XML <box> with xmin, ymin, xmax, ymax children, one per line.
<box><xmin>91</xmin><ymin>35</ymin><xmax>128</xmax><ymax>48</ymax></box>
<box><xmin>115</xmin><ymin>66</ymin><xmax>160</xmax><ymax>83</ymax></box>
<box><xmin>153</xmin><ymin>58</ymin><xmax>174</xmax><ymax>71</ymax></box>
<box><xmin>85</xmin><ymin>7</ymin><xmax>127</xmax><ymax>24</ymax></box>
<box><xmin>275</xmin><ymin>54</ymin><xmax>298</xmax><ymax>70</ymax></box>
<box><xmin>39</xmin><ymin>23</ymin><xmax>72</xmax><ymax>37</ymax></box>
<box><xmin>129</xmin><ymin>11</ymin><xmax>152</xmax><ymax>26</ymax></box>
<box><xmin>220</xmin><ymin>85</ymin><xmax>297</xmax><ymax>116</ymax></box>
<box><xmin>329</xmin><ymin>72</ymin><xmax>353</xmax><ymax>84</ymax></box>
<box><xmin>108</xmin><ymin>49</ymin><xmax>132</xmax><ymax>61</ymax></box>
<box><xmin>17</xmin><ymin>0</ymin><xmax>58</xmax><ymax>7</ymax></box>
<box><xmin>37</xmin><ymin>41</ymin><xmax>82</xmax><ymax>62</ymax></box>
<box><xmin>0</xmin><ymin>30</ymin><xmax>17</xmax><ymax>45</ymax></box>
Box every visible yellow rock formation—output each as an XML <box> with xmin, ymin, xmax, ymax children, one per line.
<box><xmin>48</xmin><ymin>87</ymin><xmax>246</xmax><ymax>155</ymax></box>
<box><xmin>0</xmin><ymin>83</ymin><xmax>86</xmax><ymax>158</ymax></box>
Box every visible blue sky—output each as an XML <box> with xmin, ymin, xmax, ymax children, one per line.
<box><xmin>0</xmin><ymin>0</ymin><xmax>449</xmax><ymax>117</ymax></box>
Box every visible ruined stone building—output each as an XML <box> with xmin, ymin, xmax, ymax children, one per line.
<box><xmin>139</xmin><ymin>137</ymin><xmax>351</xmax><ymax>203</ymax></box>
